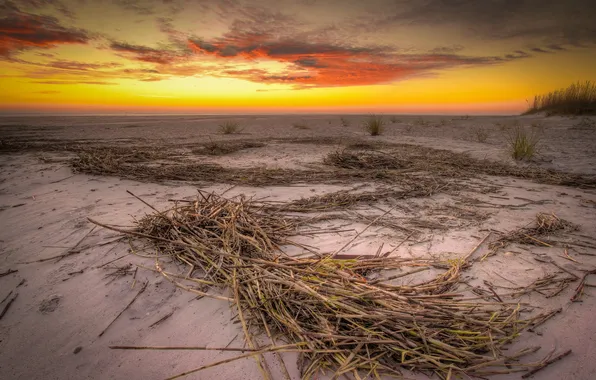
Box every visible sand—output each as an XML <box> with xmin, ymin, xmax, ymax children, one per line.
<box><xmin>1</xmin><ymin>114</ymin><xmax>596</xmax><ymax>379</ymax></box>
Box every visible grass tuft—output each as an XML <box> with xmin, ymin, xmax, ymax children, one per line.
<box><xmin>389</xmin><ymin>116</ymin><xmax>400</xmax><ymax>123</ymax></box>
<box><xmin>218</xmin><ymin>121</ymin><xmax>243</xmax><ymax>134</ymax></box>
<box><xmin>524</xmin><ymin>80</ymin><xmax>596</xmax><ymax>115</ymax></box>
<box><xmin>340</xmin><ymin>117</ymin><xmax>350</xmax><ymax>127</ymax></box>
<box><xmin>507</xmin><ymin>126</ymin><xmax>541</xmax><ymax>160</ymax></box>
<box><xmin>472</xmin><ymin>128</ymin><xmax>490</xmax><ymax>143</ymax></box>
<box><xmin>364</xmin><ymin>114</ymin><xmax>385</xmax><ymax>136</ymax></box>
<box><xmin>293</xmin><ymin>123</ymin><xmax>310</xmax><ymax>130</ymax></box>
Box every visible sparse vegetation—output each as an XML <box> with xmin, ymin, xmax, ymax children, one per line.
<box><xmin>340</xmin><ymin>117</ymin><xmax>350</xmax><ymax>127</ymax></box>
<box><xmin>293</xmin><ymin>123</ymin><xmax>310</xmax><ymax>130</ymax></box>
<box><xmin>524</xmin><ymin>80</ymin><xmax>596</xmax><ymax>116</ymax></box>
<box><xmin>473</xmin><ymin>128</ymin><xmax>490</xmax><ymax>143</ymax></box>
<box><xmin>389</xmin><ymin>116</ymin><xmax>400</xmax><ymax>123</ymax></box>
<box><xmin>507</xmin><ymin>126</ymin><xmax>541</xmax><ymax>160</ymax></box>
<box><xmin>413</xmin><ymin>117</ymin><xmax>427</xmax><ymax>126</ymax></box>
<box><xmin>363</xmin><ymin>114</ymin><xmax>385</xmax><ymax>136</ymax></box>
<box><xmin>404</xmin><ymin>124</ymin><xmax>413</xmax><ymax>132</ymax></box>
<box><xmin>218</xmin><ymin>121</ymin><xmax>242</xmax><ymax>134</ymax></box>
<box><xmin>194</xmin><ymin>141</ymin><xmax>265</xmax><ymax>156</ymax></box>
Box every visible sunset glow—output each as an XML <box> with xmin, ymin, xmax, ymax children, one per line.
<box><xmin>1</xmin><ymin>0</ymin><xmax>595</xmax><ymax>114</ymax></box>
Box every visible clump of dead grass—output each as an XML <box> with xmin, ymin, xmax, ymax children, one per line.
<box><xmin>507</xmin><ymin>126</ymin><xmax>541</xmax><ymax>160</ymax></box>
<box><xmin>389</xmin><ymin>116</ymin><xmax>400</xmax><ymax>123</ymax></box>
<box><xmin>340</xmin><ymin>117</ymin><xmax>350</xmax><ymax>127</ymax></box>
<box><xmin>324</xmin><ymin>149</ymin><xmax>403</xmax><ymax>170</ymax></box>
<box><xmin>218</xmin><ymin>121</ymin><xmax>243</xmax><ymax>134</ymax></box>
<box><xmin>293</xmin><ymin>122</ymin><xmax>310</xmax><ymax>130</ymax></box>
<box><xmin>472</xmin><ymin>127</ymin><xmax>490</xmax><ymax>143</ymax></box>
<box><xmin>490</xmin><ymin>212</ymin><xmax>578</xmax><ymax>251</ymax></box>
<box><xmin>193</xmin><ymin>141</ymin><xmax>265</xmax><ymax>156</ymax></box>
<box><xmin>364</xmin><ymin>114</ymin><xmax>384</xmax><ymax>136</ymax></box>
<box><xmin>93</xmin><ymin>191</ymin><xmax>561</xmax><ymax>380</ymax></box>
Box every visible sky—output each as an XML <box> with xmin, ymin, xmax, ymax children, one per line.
<box><xmin>1</xmin><ymin>0</ymin><xmax>595</xmax><ymax>114</ymax></box>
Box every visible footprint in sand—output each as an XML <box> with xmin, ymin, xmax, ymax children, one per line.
<box><xmin>39</xmin><ymin>294</ymin><xmax>62</xmax><ymax>314</ymax></box>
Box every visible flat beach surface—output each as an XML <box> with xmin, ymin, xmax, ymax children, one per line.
<box><xmin>1</xmin><ymin>114</ymin><xmax>596</xmax><ymax>379</ymax></box>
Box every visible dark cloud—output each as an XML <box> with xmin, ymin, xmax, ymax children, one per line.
<box><xmin>0</xmin><ymin>5</ymin><xmax>90</xmax><ymax>57</ymax></box>
<box><xmin>2</xmin><ymin>0</ymin><xmax>75</xmax><ymax>19</ymax></box>
<box><xmin>110</xmin><ymin>41</ymin><xmax>189</xmax><ymax>64</ymax></box>
<box><xmin>294</xmin><ymin>58</ymin><xmax>322</xmax><ymax>68</ymax></box>
<box><xmin>34</xmin><ymin>90</ymin><xmax>61</xmax><ymax>94</ymax></box>
<box><xmin>112</xmin><ymin>0</ymin><xmax>155</xmax><ymax>16</ymax></box>
<box><xmin>430</xmin><ymin>45</ymin><xmax>465</xmax><ymax>54</ymax></box>
<box><xmin>531</xmin><ymin>47</ymin><xmax>549</xmax><ymax>53</ymax></box>
<box><xmin>45</xmin><ymin>59</ymin><xmax>122</xmax><ymax>71</ymax></box>
<box><xmin>190</xmin><ymin>31</ymin><xmax>532</xmax><ymax>87</ymax></box>
<box><xmin>374</xmin><ymin>0</ymin><xmax>596</xmax><ymax>47</ymax></box>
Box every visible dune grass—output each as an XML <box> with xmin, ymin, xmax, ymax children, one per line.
<box><xmin>218</xmin><ymin>121</ymin><xmax>243</xmax><ymax>134</ymax></box>
<box><xmin>364</xmin><ymin>114</ymin><xmax>384</xmax><ymax>136</ymax></box>
<box><xmin>524</xmin><ymin>80</ymin><xmax>596</xmax><ymax>116</ymax></box>
<box><xmin>507</xmin><ymin>126</ymin><xmax>541</xmax><ymax>160</ymax></box>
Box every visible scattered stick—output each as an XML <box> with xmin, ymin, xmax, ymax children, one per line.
<box><xmin>521</xmin><ymin>349</ymin><xmax>572</xmax><ymax>378</ymax></box>
<box><xmin>0</xmin><ymin>268</ymin><xmax>18</xmax><ymax>278</ymax></box>
<box><xmin>149</xmin><ymin>309</ymin><xmax>175</xmax><ymax>328</ymax></box>
<box><xmin>97</xmin><ymin>253</ymin><xmax>130</xmax><ymax>268</ymax></box>
<box><xmin>98</xmin><ymin>282</ymin><xmax>147</xmax><ymax>337</ymax></box>
<box><xmin>381</xmin><ymin>232</ymin><xmax>413</xmax><ymax>258</ymax></box>
<box><xmin>57</xmin><ymin>226</ymin><xmax>97</xmax><ymax>262</ymax></box>
<box><xmin>110</xmin><ymin>345</ymin><xmax>262</xmax><ymax>352</ymax></box>
<box><xmin>1</xmin><ymin>290</ymin><xmax>13</xmax><ymax>304</ymax></box>
<box><xmin>50</xmin><ymin>174</ymin><xmax>75</xmax><ymax>184</ymax></box>
<box><xmin>571</xmin><ymin>269</ymin><xmax>596</xmax><ymax>302</ymax></box>
<box><xmin>464</xmin><ymin>233</ymin><xmax>491</xmax><ymax>261</ymax></box>
<box><xmin>330</xmin><ymin>205</ymin><xmax>397</xmax><ymax>258</ymax></box>
<box><xmin>21</xmin><ymin>226</ymin><xmax>97</xmax><ymax>264</ymax></box>
<box><xmin>0</xmin><ymin>292</ymin><xmax>18</xmax><ymax>320</ymax></box>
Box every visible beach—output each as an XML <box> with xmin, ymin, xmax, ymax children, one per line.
<box><xmin>1</xmin><ymin>114</ymin><xmax>596</xmax><ymax>380</ymax></box>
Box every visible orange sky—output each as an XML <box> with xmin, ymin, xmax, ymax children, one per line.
<box><xmin>1</xmin><ymin>0</ymin><xmax>595</xmax><ymax>114</ymax></box>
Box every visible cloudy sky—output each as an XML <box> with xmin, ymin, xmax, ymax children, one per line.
<box><xmin>1</xmin><ymin>0</ymin><xmax>595</xmax><ymax>113</ymax></box>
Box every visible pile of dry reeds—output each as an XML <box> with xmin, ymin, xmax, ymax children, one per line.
<box><xmin>193</xmin><ymin>141</ymin><xmax>265</xmax><ymax>156</ymax></box>
<box><xmin>94</xmin><ymin>192</ymin><xmax>560</xmax><ymax>380</ymax></box>
<box><xmin>65</xmin><ymin>140</ymin><xmax>596</xmax><ymax>189</ymax></box>
<box><xmin>324</xmin><ymin>149</ymin><xmax>404</xmax><ymax>170</ymax></box>
<box><xmin>491</xmin><ymin>213</ymin><xmax>578</xmax><ymax>249</ymax></box>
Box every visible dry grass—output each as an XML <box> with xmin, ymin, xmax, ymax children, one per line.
<box><xmin>507</xmin><ymin>126</ymin><xmax>541</xmax><ymax>160</ymax></box>
<box><xmin>472</xmin><ymin>128</ymin><xmax>490</xmax><ymax>143</ymax></box>
<box><xmin>525</xmin><ymin>80</ymin><xmax>596</xmax><ymax>116</ymax></box>
<box><xmin>340</xmin><ymin>117</ymin><xmax>350</xmax><ymax>127</ymax></box>
<box><xmin>293</xmin><ymin>123</ymin><xmax>310</xmax><ymax>130</ymax></box>
<box><xmin>490</xmin><ymin>213</ymin><xmax>578</xmax><ymax>252</ymax></box>
<box><xmin>389</xmin><ymin>116</ymin><xmax>400</xmax><ymax>123</ymax></box>
<box><xmin>93</xmin><ymin>191</ymin><xmax>564</xmax><ymax>380</ymax></box>
<box><xmin>413</xmin><ymin>118</ymin><xmax>427</xmax><ymax>126</ymax></box>
<box><xmin>219</xmin><ymin>121</ymin><xmax>243</xmax><ymax>134</ymax></box>
<box><xmin>193</xmin><ymin>141</ymin><xmax>265</xmax><ymax>156</ymax></box>
<box><xmin>69</xmin><ymin>141</ymin><xmax>596</xmax><ymax>189</ymax></box>
<box><xmin>364</xmin><ymin>114</ymin><xmax>384</xmax><ymax>136</ymax></box>
<box><xmin>324</xmin><ymin>149</ymin><xmax>404</xmax><ymax>170</ymax></box>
